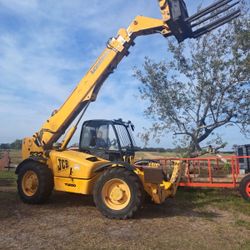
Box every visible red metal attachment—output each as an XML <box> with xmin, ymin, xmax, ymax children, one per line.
<box><xmin>155</xmin><ymin>156</ymin><xmax>250</xmax><ymax>189</ymax></box>
<box><xmin>246</xmin><ymin>182</ymin><xmax>250</xmax><ymax>197</ymax></box>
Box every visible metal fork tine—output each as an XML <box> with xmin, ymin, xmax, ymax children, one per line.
<box><xmin>165</xmin><ymin>0</ymin><xmax>241</xmax><ymax>43</ymax></box>
<box><xmin>187</xmin><ymin>0</ymin><xmax>233</xmax><ymax>23</ymax></box>
<box><xmin>191</xmin><ymin>1</ymin><xmax>240</xmax><ymax>28</ymax></box>
<box><xmin>192</xmin><ymin>10</ymin><xmax>241</xmax><ymax>38</ymax></box>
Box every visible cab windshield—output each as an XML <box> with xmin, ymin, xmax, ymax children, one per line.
<box><xmin>80</xmin><ymin>121</ymin><xmax>134</xmax><ymax>152</ymax></box>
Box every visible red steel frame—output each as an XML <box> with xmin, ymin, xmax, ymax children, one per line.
<box><xmin>155</xmin><ymin>156</ymin><xmax>250</xmax><ymax>188</ymax></box>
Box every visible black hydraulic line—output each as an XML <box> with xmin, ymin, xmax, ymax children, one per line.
<box><xmin>75</xmin><ymin>101</ymin><xmax>90</xmax><ymax>127</ymax></box>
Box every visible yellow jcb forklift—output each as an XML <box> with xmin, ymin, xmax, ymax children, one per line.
<box><xmin>16</xmin><ymin>0</ymin><xmax>241</xmax><ymax>219</ymax></box>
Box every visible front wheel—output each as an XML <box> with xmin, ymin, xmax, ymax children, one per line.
<box><xmin>93</xmin><ymin>167</ymin><xmax>144</xmax><ymax>219</ymax></box>
<box><xmin>17</xmin><ymin>161</ymin><xmax>54</xmax><ymax>204</ymax></box>
<box><xmin>239</xmin><ymin>174</ymin><xmax>250</xmax><ymax>201</ymax></box>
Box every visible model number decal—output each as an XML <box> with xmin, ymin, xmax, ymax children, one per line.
<box><xmin>57</xmin><ymin>158</ymin><xmax>69</xmax><ymax>171</ymax></box>
<box><xmin>65</xmin><ymin>183</ymin><xmax>76</xmax><ymax>187</ymax></box>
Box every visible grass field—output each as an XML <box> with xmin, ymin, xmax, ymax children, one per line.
<box><xmin>135</xmin><ymin>151</ymin><xmax>234</xmax><ymax>159</ymax></box>
<box><xmin>8</xmin><ymin>150</ymin><xmax>22</xmax><ymax>165</ymax></box>
<box><xmin>135</xmin><ymin>151</ymin><xmax>176</xmax><ymax>159</ymax></box>
<box><xmin>1</xmin><ymin>150</ymin><xmax>249</xmax><ymax>249</ymax></box>
<box><xmin>0</xmin><ymin>169</ymin><xmax>250</xmax><ymax>250</ymax></box>
<box><xmin>0</xmin><ymin>149</ymin><xmax>22</xmax><ymax>165</ymax></box>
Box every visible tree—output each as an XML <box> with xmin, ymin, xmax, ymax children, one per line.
<box><xmin>134</xmin><ymin>12</ymin><xmax>250</xmax><ymax>155</ymax></box>
<box><xmin>0</xmin><ymin>140</ymin><xmax>22</xmax><ymax>150</ymax></box>
<box><xmin>10</xmin><ymin>140</ymin><xmax>22</xmax><ymax>150</ymax></box>
<box><xmin>0</xmin><ymin>144</ymin><xmax>10</xmax><ymax>150</ymax></box>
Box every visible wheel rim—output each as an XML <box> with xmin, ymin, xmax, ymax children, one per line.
<box><xmin>102</xmin><ymin>178</ymin><xmax>131</xmax><ymax>210</ymax></box>
<box><xmin>246</xmin><ymin>182</ymin><xmax>250</xmax><ymax>197</ymax></box>
<box><xmin>22</xmin><ymin>170</ymin><xmax>38</xmax><ymax>196</ymax></box>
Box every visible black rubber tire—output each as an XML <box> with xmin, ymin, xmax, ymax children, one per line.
<box><xmin>239</xmin><ymin>174</ymin><xmax>250</xmax><ymax>201</ymax></box>
<box><xmin>93</xmin><ymin>167</ymin><xmax>144</xmax><ymax>219</ymax></box>
<box><xmin>17</xmin><ymin>161</ymin><xmax>54</xmax><ymax>204</ymax></box>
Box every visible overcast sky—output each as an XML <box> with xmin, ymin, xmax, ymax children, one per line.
<box><xmin>0</xmin><ymin>0</ymin><xmax>248</xmax><ymax>149</ymax></box>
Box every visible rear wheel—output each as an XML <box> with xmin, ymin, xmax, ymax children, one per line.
<box><xmin>239</xmin><ymin>174</ymin><xmax>250</xmax><ymax>201</ymax></box>
<box><xmin>17</xmin><ymin>161</ymin><xmax>53</xmax><ymax>204</ymax></box>
<box><xmin>93</xmin><ymin>167</ymin><xmax>144</xmax><ymax>219</ymax></box>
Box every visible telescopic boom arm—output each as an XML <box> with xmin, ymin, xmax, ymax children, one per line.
<box><xmin>24</xmin><ymin>0</ymin><xmax>240</xmax><ymax>157</ymax></box>
<box><xmin>34</xmin><ymin>16</ymin><xmax>170</xmax><ymax>150</ymax></box>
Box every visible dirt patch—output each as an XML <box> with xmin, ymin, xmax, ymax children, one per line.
<box><xmin>0</xmin><ymin>186</ymin><xmax>249</xmax><ymax>250</ymax></box>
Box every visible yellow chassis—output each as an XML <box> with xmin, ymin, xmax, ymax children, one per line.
<box><xmin>22</xmin><ymin>149</ymin><xmax>182</xmax><ymax>204</ymax></box>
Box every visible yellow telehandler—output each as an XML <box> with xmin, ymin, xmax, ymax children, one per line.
<box><xmin>16</xmin><ymin>0</ymin><xmax>240</xmax><ymax>219</ymax></box>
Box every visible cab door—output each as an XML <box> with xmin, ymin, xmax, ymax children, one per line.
<box><xmin>79</xmin><ymin>120</ymin><xmax>122</xmax><ymax>161</ymax></box>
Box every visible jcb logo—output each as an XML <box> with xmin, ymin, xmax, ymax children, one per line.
<box><xmin>57</xmin><ymin>158</ymin><xmax>69</xmax><ymax>171</ymax></box>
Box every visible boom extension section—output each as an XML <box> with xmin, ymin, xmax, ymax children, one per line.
<box><xmin>23</xmin><ymin>0</ymin><xmax>241</xmax><ymax>158</ymax></box>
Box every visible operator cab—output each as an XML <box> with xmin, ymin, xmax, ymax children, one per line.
<box><xmin>79</xmin><ymin>119</ymin><xmax>135</xmax><ymax>163</ymax></box>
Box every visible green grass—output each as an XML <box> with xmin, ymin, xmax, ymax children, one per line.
<box><xmin>0</xmin><ymin>170</ymin><xmax>16</xmax><ymax>179</ymax></box>
<box><xmin>176</xmin><ymin>188</ymin><xmax>250</xmax><ymax>216</ymax></box>
<box><xmin>0</xmin><ymin>170</ymin><xmax>16</xmax><ymax>186</ymax></box>
<box><xmin>240</xmin><ymin>241</ymin><xmax>250</xmax><ymax>250</ymax></box>
<box><xmin>135</xmin><ymin>151</ymin><xmax>176</xmax><ymax>160</ymax></box>
<box><xmin>235</xmin><ymin>219</ymin><xmax>250</xmax><ymax>230</ymax></box>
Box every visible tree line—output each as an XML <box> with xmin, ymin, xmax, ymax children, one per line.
<box><xmin>0</xmin><ymin>140</ymin><xmax>22</xmax><ymax>150</ymax></box>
